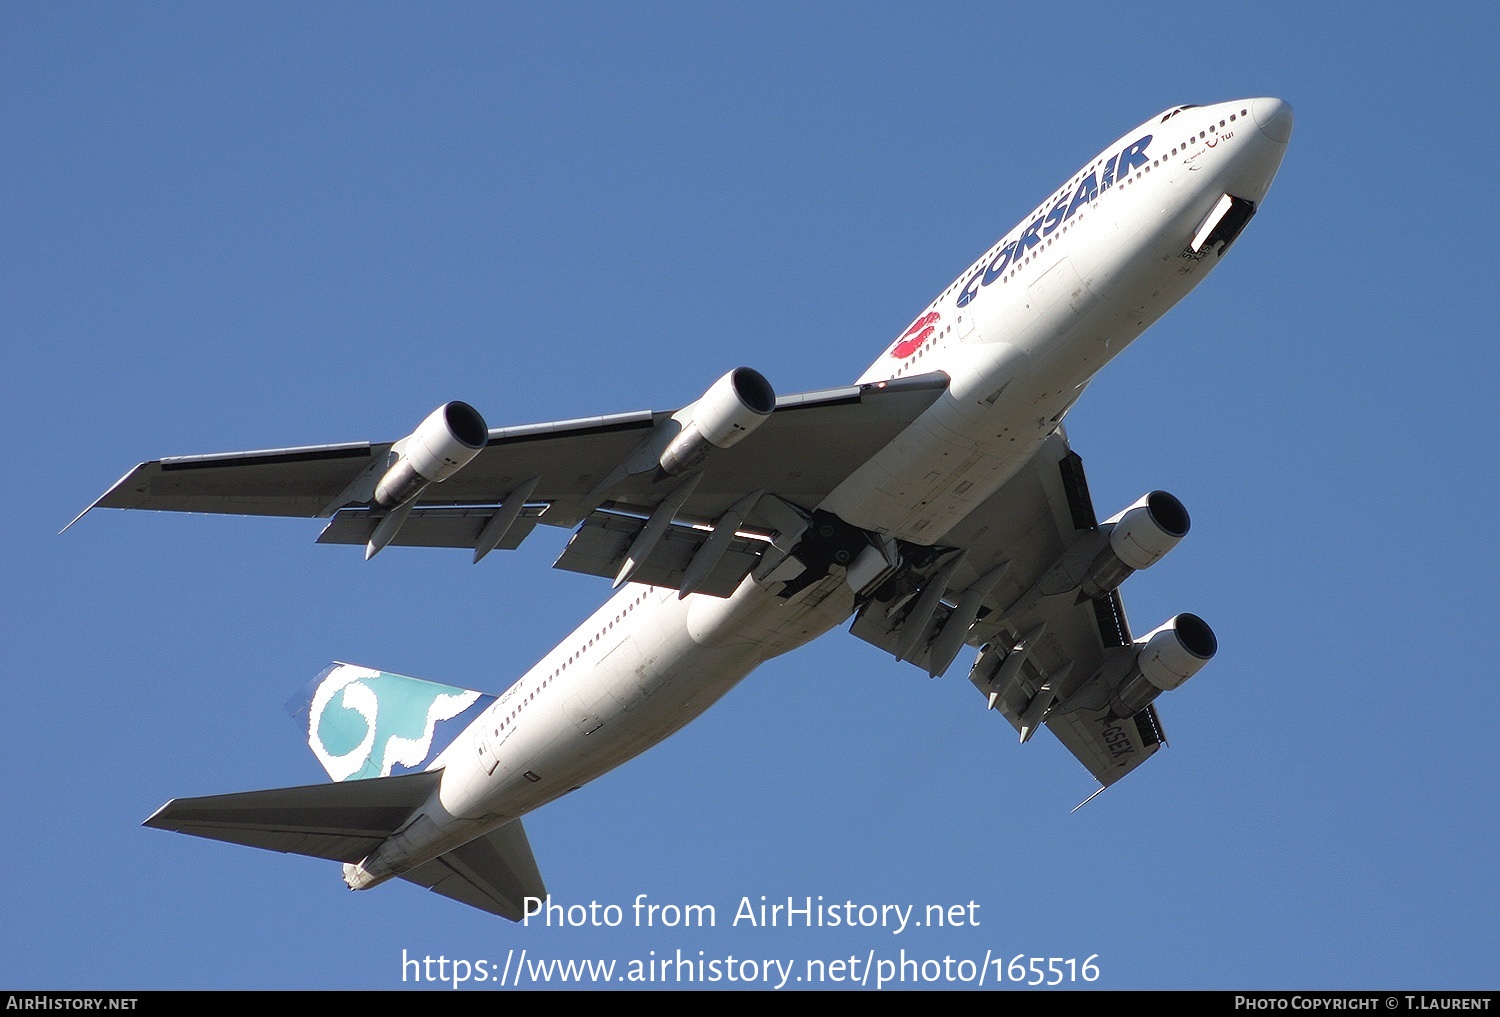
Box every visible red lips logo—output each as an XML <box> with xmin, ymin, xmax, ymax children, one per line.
<box><xmin>892</xmin><ymin>311</ymin><xmax>939</xmax><ymax>358</ymax></box>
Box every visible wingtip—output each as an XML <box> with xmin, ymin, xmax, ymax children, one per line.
<box><xmin>59</xmin><ymin>505</ymin><xmax>93</xmax><ymax>535</ymax></box>
<box><xmin>1070</xmin><ymin>785</ymin><xmax>1108</xmax><ymax>813</ymax></box>
<box><xmin>142</xmin><ymin>800</ymin><xmax>178</xmax><ymax>829</ymax></box>
<box><xmin>67</xmin><ymin>464</ymin><xmax>152</xmax><ymax>533</ymax></box>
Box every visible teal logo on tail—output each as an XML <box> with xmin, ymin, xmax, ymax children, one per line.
<box><xmin>289</xmin><ymin>663</ymin><xmax>495</xmax><ymax>782</ymax></box>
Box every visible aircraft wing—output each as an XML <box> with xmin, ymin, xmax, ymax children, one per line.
<box><xmin>83</xmin><ymin>373</ymin><xmax>949</xmax><ymax>583</ymax></box>
<box><xmin>143</xmin><ymin>770</ymin><xmax>444</xmax><ymax>863</ymax></box>
<box><xmin>849</xmin><ymin>429</ymin><xmax>1201</xmax><ymax>788</ymax></box>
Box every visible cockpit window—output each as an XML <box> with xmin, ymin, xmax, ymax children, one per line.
<box><xmin>1160</xmin><ymin>105</ymin><xmax>1201</xmax><ymax>123</ymax></box>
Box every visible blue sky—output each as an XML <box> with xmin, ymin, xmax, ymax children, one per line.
<box><xmin>5</xmin><ymin>2</ymin><xmax>1496</xmax><ymax>991</ymax></box>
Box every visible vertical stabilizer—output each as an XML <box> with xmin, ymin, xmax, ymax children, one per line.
<box><xmin>287</xmin><ymin>662</ymin><xmax>494</xmax><ymax>782</ymax></box>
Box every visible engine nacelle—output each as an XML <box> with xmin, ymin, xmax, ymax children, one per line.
<box><xmin>659</xmin><ymin>367</ymin><xmax>776</xmax><ymax>475</ymax></box>
<box><xmin>373</xmin><ymin>401</ymin><xmax>489</xmax><ymax>508</ymax></box>
<box><xmin>1080</xmin><ymin>491</ymin><xmax>1191</xmax><ymax>599</ymax></box>
<box><xmin>1108</xmin><ymin>613</ymin><xmax>1217</xmax><ymax>719</ymax></box>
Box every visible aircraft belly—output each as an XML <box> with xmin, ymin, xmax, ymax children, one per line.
<box><xmin>461</xmin><ymin>649</ymin><xmax>760</xmax><ymax>824</ymax></box>
<box><xmin>439</xmin><ymin>577</ymin><xmax>845</xmax><ymax>835</ymax></box>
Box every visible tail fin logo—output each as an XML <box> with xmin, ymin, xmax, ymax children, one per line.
<box><xmin>292</xmin><ymin>663</ymin><xmax>495</xmax><ymax>782</ymax></box>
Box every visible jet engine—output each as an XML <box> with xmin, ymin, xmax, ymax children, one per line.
<box><xmin>1108</xmin><ymin>613</ymin><xmax>1217</xmax><ymax>719</ymax></box>
<box><xmin>373</xmin><ymin>401</ymin><xmax>489</xmax><ymax>508</ymax></box>
<box><xmin>659</xmin><ymin>368</ymin><xmax>776</xmax><ymax>475</ymax></box>
<box><xmin>1079</xmin><ymin>491</ymin><xmax>1190</xmax><ymax>599</ymax></box>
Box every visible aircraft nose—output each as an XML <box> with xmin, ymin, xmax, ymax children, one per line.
<box><xmin>1250</xmin><ymin>97</ymin><xmax>1294</xmax><ymax>144</ymax></box>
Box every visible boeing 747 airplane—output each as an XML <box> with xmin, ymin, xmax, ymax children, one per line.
<box><xmin>82</xmin><ymin>98</ymin><xmax>1293</xmax><ymax>920</ymax></box>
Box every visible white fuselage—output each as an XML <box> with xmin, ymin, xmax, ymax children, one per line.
<box><xmin>347</xmin><ymin>98</ymin><xmax>1292</xmax><ymax>888</ymax></box>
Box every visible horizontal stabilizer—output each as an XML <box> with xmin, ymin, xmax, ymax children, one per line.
<box><xmin>401</xmin><ymin>819</ymin><xmax>547</xmax><ymax>922</ymax></box>
<box><xmin>143</xmin><ymin>770</ymin><xmax>442</xmax><ymax>863</ymax></box>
